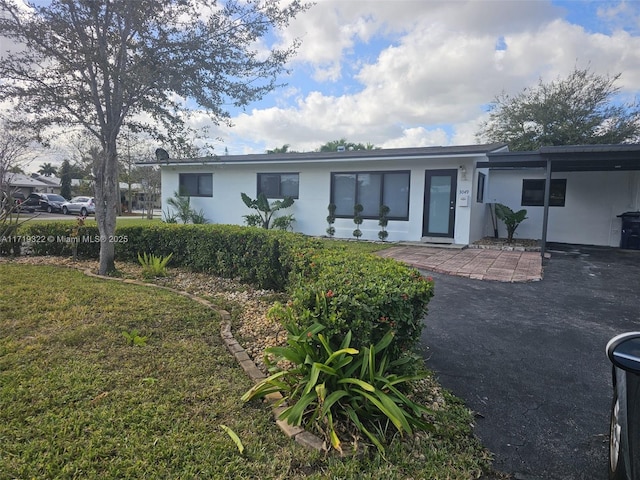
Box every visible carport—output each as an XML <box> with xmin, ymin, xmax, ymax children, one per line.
<box><xmin>477</xmin><ymin>144</ymin><xmax>640</xmax><ymax>256</ymax></box>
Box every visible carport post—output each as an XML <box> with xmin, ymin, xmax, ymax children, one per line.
<box><xmin>540</xmin><ymin>157</ymin><xmax>552</xmax><ymax>258</ymax></box>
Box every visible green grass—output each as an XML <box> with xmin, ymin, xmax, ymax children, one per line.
<box><xmin>115</xmin><ymin>217</ymin><xmax>163</xmax><ymax>226</ymax></box>
<box><xmin>25</xmin><ymin>216</ymin><xmax>161</xmax><ymax>227</ymax></box>
<box><xmin>0</xmin><ymin>263</ymin><xmax>493</xmax><ymax>479</ymax></box>
<box><xmin>319</xmin><ymin>237</ymin><xmax>394</xmax><ymax>254</ymax></box>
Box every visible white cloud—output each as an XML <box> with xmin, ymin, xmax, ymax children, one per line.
<box><xmin>380</xmin><ymin>127</ymin><xmax>449</xmax><ymax>149</ymax></box>
<box><xmin>22</xmin><ymin>0</ymin><xmax>640</xmax><ymax>161</ymax></box>
<box><xmin>217</xmin><ymin>0</ymin><xmax>640</xmax><ymax>153</ymax></box>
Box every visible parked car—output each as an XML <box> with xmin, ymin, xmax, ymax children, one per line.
<box><xmin>9</xmin><ymin>192</ymin><xmax>36</xmax><ymax>213</ymax></box>
<box><xmin>24</xmin><ymin>192</ymin><xmax>67</xmax><ymax>213</ymax></box>
<box><xmin>62</xmin><ymin>196</ymin><xmax>95</xmax><ymax>216</ymax></box>
<box><xmin>11</xmin><ymin>191</ymin><xmax>26</xmax><ymax>204</ymax></box>
<box><xmin>607</xmin><ymin>332</ymin><xmax>640</xmax><ymax>480</ymax></box>
<box><xmin>1</xmin><ymin>191</ymin><xmax>33</xmax><ymax>213</ymax></box>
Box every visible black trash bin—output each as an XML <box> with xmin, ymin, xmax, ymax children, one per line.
<box><xmin>617</xmin><ymin>212</ymin><xmax>640</xmax><ymax>250</ymax></box>
<box><xmin>607</xmin><ymin>333</ymin><xmax>640</xmax><ymax>480</ymax></box>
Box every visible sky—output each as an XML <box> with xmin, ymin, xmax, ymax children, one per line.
<box><xmin>200</xmin><ymin>0</ymin><xmax>640</xmax><ymax>156</ymax></box>
<box><xmin>7</xmin><ymin>0</ymin><xmax>640</xmax><ymax>167</ymax></box>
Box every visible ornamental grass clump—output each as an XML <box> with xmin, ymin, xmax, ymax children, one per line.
<box><xmin>137</xmin><ymin>252</ymin><xmax>173</xmax><ymax>278</ymax></box>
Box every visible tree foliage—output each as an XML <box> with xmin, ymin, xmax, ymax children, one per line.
<box><xmin>37</xmin><ymin>162</ymin><xmax>57</xmax><ymax>177</ymax></box>
<box><xmin>266</xmin><ymin>144</ymin><xmax>294</xmax><ymax>154</ymax></box>
<box><xmin>319</xmin><ymin>139</ymin><xmax>377</xmax><ymax>152</ymax></box>
<box><xmin>59</xmin><ymin>159</ymin><xmax>72</xmax><ymax>200</ymax></box>
<box><xmin>0</xmin><ymin>0</ymin><xmax>307</xmax><ymax>274</ymax></box>
<box><xmin>477</xmin><ymin>67</ymin><xmax>640</xmax><ymax>151</ymax></box>
<box><xmin>0</xmin><ymin>123</ymin><xmax>34</xmax><ymax>195</ymax></box>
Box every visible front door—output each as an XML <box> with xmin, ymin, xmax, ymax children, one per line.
<box><xmin>423</xmin><ymin>169</ymin><xmax>457</xmax><ymax>238</ymax></box>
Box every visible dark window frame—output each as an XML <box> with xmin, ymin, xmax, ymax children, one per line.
<box><xmin>521</xmin><ymin>178</ymin><xmax>566</xmax><ymax>207</ymax></box>
<box><xmin>477</xmin><ymin>172</ymin><xmax>486</xmax><ymax>203</ymax></box>
<box><xmin>257</xmin><ymin>172</ymin><xmax>300</xmax><ymax>199</ymax></box>
<box><xmin>330</xmin><ymin>170</ymin><xmax>411</xmax><ymax>221</ymax></box>
<box><xmin>178</xmin><ymin>173</ymin><xmax>213</xmax><ymax>197</ymax></box>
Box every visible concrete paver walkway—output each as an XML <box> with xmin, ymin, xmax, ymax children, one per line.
<box><xmin>377</xmin><ymin>245</ymin><xmax>543</xmax><ymax>282</ymax></box>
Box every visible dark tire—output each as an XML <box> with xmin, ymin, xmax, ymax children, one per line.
<box><xmin>62</xmin><ymin>206</ymin><xmax>68</xmax><ymax>215</ymax></box>
<box><xmin>610</xmin><ymin>389</ymin><xmax>628</xmax><ymax>480</ymax></box>
<box><xmin>47</xmin><ymin>205</ymin><xmax>53</xmax><ymax>213</ymax></box>
<box><xmin>80</xmin><ymin>207</ymin><xmax>87</xmax><ymax>216</ymax></box>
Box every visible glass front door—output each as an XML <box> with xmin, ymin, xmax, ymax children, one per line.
<box><xmin>423</xmin><ymin>170</ymin><xmax>457</xmax><ymax>238</ymax></box>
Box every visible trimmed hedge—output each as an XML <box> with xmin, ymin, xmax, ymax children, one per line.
<box><xmin>15</xmin><ymin>222</ymin><xmax>434</xmax><ymax>357</ymax></box>
<box><xmin>19</xmin><ymin>220</ymin><xmax>101</xmax><ymax>258</ymax></box>
<box><xmin>277</xmin><ymin>249</ymin><xmax>434</xmax><ymax>358</ymax></box>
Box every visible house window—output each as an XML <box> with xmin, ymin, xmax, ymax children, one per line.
<box><xmin>477</xmin><ymin>172</ymin><xmax>486</xmax><ymax>203</ymax></box>
<box><xmin>521</xmin><ymin>179</ymin><xmax>566</xmax><ymax>207</ymax></box>
<box><xmin>330</xmin><ymin>171</ymin><xmax>410</xmax><ymax>220</ymax></box>
<box><xmin>257</xmin><ymin>173</ymin><xmax>299</xmax><ymax>199</ymax></box>
<box><xmin>179</xmin><ymin>173</ymin><xmax>213</xmax><ymax>197</ymax></box>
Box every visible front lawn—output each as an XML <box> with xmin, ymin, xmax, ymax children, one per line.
<box><xmin>0</xmin><ymin>262</ymin><xmax>494</xmax><ymax>479</ymax></box>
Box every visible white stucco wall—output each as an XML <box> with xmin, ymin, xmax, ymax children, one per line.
<box><xmin>160</xmin><ymin>154</ymin><xmax>489</xmax><ymax>244</ymax></box>
<box><xmin>468</xmin><ymin>167</ymin><xmax>491</xmax><ymax>243</ymax></box>
<box><xmin>486</xmin><ymin>169</ymin><xmax>640</xmax><ymax>246</ymax></box>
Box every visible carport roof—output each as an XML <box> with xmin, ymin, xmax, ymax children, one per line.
<box><xmin>477</xmin><ymin>143</ymin><xmax>640</xmax><ymax>257</ymax></box>
<box><xmin>478</xmin><ymin>143</ymin><xmax>640</xmax><ymax>172</ymax></box>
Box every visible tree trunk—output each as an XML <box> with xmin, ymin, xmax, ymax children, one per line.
<box><xmin>94</xmin><ymin>145</ymin><xmax>118</xmax><ymax>275</ymax></box>
<box><xmin>116</xmin><ymin>182</ymin><xmax>122</xmax><ymax>216</ymax></box>
<box><xmin>127</xmin><ymin>182</ymin><xmax>132</xmax><ymax>214</ymax></box>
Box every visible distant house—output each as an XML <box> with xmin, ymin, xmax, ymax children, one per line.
<box><xmin>119</xmin><ymin>181</ymin><xmax>160</xmax><ymax>210</ymax></box>
<box><xmin>144</xmin><ymin>143</ymin><xmax>640</xmax><ymax>252</ymax></box>
<box><xmin>30</xmin><ymin>174</ymin><xmax>61</xmax><ymax>194</ymax></box>
<box><xmin>4</xmin><ymin>173</ymin><xmax>51</xmax><ymax>196</ymax></box>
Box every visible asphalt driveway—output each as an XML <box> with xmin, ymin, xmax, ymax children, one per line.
<box><xmin>417</xmin><ymin>244</ymin><xmax>640</xmax><ymax>479</ymax></box>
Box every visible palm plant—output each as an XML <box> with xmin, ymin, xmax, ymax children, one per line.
<box><xmin>137</xmin><ymin>252</ymin><xmax>173</xmax><ymax>278</ymax></box>
<box><xmin>167</xmin><ymin>191</ymin><xmax>193</xmax><ymax>224</ymax></box>
<box><xmin>37</xmin><ymin>162</ymin><xmax>57</xmax><ymax>177</ymax></box>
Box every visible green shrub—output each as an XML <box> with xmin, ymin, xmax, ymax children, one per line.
<box><xmin>273</xmin><ymin>250</ymin><xmax>435</xmax><ymax>360</ymax></box>
<box><xmin>326</xmin><ymin>203</ymin><xmax>336</xmax><ymax>238</ymax></box>
<box><xmin>352</xmin><ymin>203</ymin><xmax>363</xmax><ymax>240</ymax></box>
<box><xmin>240</xmin><ymin>192</ymin><xmax>295</xmax><ymax>229</ymax></box>
<box><xmin>494</xmin><ymin>203</ymin><xmax>527</xmax><ymax>243</ymax></box>
<box><xmin>378</xmin><ymin>204</ymin><xmax>390</xmax><ymax>241</ymax></box>
<box><xmin>242</xmin><ymin>317</ymin><xmax>432</xmax><ymax>453</ymax></box>
<box><xmin>19</xmin><ymin>221</ymin><xmax>101</xmax><ymax>258</ymax></box>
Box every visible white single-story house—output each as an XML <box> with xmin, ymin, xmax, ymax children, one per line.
<box><xmin>144</xmin><ymin>143</ymin><xmax>640</xmax><ymax>253</ymax></box>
